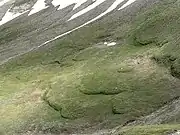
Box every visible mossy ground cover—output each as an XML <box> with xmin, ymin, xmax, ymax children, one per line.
<box><xmin>1</xmin><ymin>0</ymin><xmax>180</xmax><ymax>134</ymax></box>
<box><xmin>117</xmin><ymin>124</ymin><xmax>180</xmax><ymax>135</ymax></box>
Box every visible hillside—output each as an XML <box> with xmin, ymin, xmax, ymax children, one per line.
<box><xmin>0</xmin><ymin>0</ymin><xmax>180</xmax><ymax>135</ymax></box>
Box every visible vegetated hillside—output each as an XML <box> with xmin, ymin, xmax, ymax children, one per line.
<box><xmin>0</xmin><ymin>0</ymin><xmax>180</xmax><ymax>135</ymax></box>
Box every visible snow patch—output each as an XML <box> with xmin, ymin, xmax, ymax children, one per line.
<box><xmin>68</xmin><ymin>0</ymin><xmax>106</xmax><ymax>21</ymax></box>
<box><xmin>28</xmin><ymin>0</ymin><xmax>48</xmax><ymax>16</ymax></box>
<box><xmin>118</xmin><ymin>0</ymin><xmax>136</xmax><ymax>10</ymax></box>
<box><xmin>105</xmin><ymin>42</ymin><xmax>117</xmax><ymax>47</ymax></box>
<box><xmin>78</xmin><ymin>0</ymin><xmax>125</xmax><ymax>23</ymax></box>
<box><xmin>0</xmin><ymin>8</ymin><xmax>28</xmax><ymax>26</ymax></box>
<box><xmin>39</xmin><ymin>0</ymin><xmax>126</xmax><ymax>48</ymax></box>
<box><xmin>171</xmin><ymin>131</ymin><xmax>180</xmax><ymax>135</ymax></box>
<box><xmin>0</xmin><ymin>0</ymin><xmax>137</xmax><ymax>65</ymax></box>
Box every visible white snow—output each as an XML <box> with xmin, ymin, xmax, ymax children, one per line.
<box><xmin>0</xmin><ymin>8</ymin><xmax>28</xmax><ymax>26</ymax></box>
<box><xmin>72</xmin><ymin>0</ymin><xmax>125</xmax><ymax>23</ymax></box>
<box><xmin>38</xmin><ymin>0</ymin><xmax>126</xmax><ymax>48</ymax></box>
<box><xmin>118</xmin><ymin>0</ymin><xmax>136</xmax><ymax>10</ymax></box>
<box><xmin>104</xmin><ymin>42</ymin><xmax>117</xmax><ymax>46</ymax></box>
<box><xmin>40</xmin><ymin>0</ymin><xmax>136</xmax><ymax>46</ymax></box>
<box><xmin>171</xmin><ymin>131</ymin><xmax>180</xmax><ymax>135</ymax></box>
<box><xmin>0</xmin><ymin>0</ymin><xmax>11</xmax><ymax>7</ymax></box>
<box><xmin>0</xmin><ymin>0</ymin><xmax>138</xmax><ymax>65</ymax></box>
<box><xmin>107</xmin><ymin>42</ymin><xmax>117</xmax><ymax>46</ymax></box>
<box><xmin>68</xmin><ymin>0</ymin><xmax>106</xmax><ymax>21</ymax></box>
<box><xmin>52</xmin><ymin>0</ymin><xmax>87</xmax><ymax>10</ymax></box>
<box><xmin>51</xmin><ymin>0</ymin><xmax>60</xmax><ymax>7</ymax></box>
<box><xmin>28</xmin><ymin>0</ymin><xmax>48</xmax><ymax>16</ymax></box>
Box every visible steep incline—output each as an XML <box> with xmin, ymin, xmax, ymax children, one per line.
<box><xmin>0</xmin><ymin>0</ymin><xmax>137</xmax><ymax>65</ymax></box>
<box><xmin>1</xmin><ymin>0</ymin><xmax>180</xmax><ymax>135</ymax></box>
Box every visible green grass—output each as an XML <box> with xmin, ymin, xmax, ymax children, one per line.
<box><xmin>126</xmin><ymin>0</ymin><xmax>180</xmax><ymax>79</ymax></box>
<box><xmin>117</xmin><ymin>125</ymin><xmax>180</xmax><ymax>135</ymax></box>
<box><xmin>1</xmin><ymin>0</ymin><xmax>180</xmax><ymax>134</ymax></box>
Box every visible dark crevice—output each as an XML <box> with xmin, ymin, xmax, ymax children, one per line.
<box><xmin>79</xmin><ymin>90</ymin><xmax>122</xmax><ymax>96</ymax></box>
<box><xmin>52</xmin><ymin>60</ymin><xmax>61</xmax><ymax>64</ymax></box>
<box><xmin>122</xmin><ymin>119</ymin><xmax>136</xmax><ymax>127</ymax></box>
<box><xmin>48</xmin><ymin>60</ymin><xmax>73</xmax><ymax>67</ymax></box>
<box><xmin>117</xmin><ymin>69</ymin><xmax>133</xmax><ymax>73</ymax></box>
<box><xmin>72</xmin><ymin>58</ymin><xmax>85</xmax><ymax>62</ymax></box>
<box><xmin>133</xmin><ymin>37</ymin><xmax>157</xmax><ymax>46</ymax></box>
<box><xmin>45</xmin><ymin>99</ymin><xmax>61</xmax><ymax>112</ymax></box>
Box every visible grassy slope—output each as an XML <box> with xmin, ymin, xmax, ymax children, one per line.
<box><xmin>116</xmin><ymin>125</ymin><xmax>180</xmax><ymax>135</ymax></box>
<box><xmin>0</xmin><ymin>0</ymin><xmax>180</xmax><ymax>134</ymax></box>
